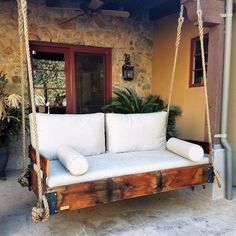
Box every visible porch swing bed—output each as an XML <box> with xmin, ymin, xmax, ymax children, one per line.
<box><xmin>17</xmin><ymin>0</ymin><xmax>217</xmax><ymax>222</ymax></box>
<box><xmin>28</xmin><ymin>112</ymin><xmax>213</xmax><ymax>215</ymax></box>
<box><xmin>29</xmin><ymin>143</ymin><xmax>212</xmax><ymax>216</ymax></box>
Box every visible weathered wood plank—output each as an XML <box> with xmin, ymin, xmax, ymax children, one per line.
<box><xmin>206</xmin><ymin>23</ymin><xmax>224</xmax><ymax>143</ymax></box>
<box><xmin>182</xmin><ymin>0</ymin><xmax>224</xmax><ymax>25</ymax></box>
<box><xmin>30</xmin><ymin>168</ymin><xmax>47</xmax><ymax>197</ymax></box>
<box><xmin>49</xmin><ymin>164</ymin><xmax>211</xmax><ymax>213</ymax></box>
<box><xmin>114</xmin><ymin>172</ymin><xmax>158</xmax><ymax>199</ymax></box>
<box><xmin>161</xmin><ymin>165</ymin><xmax>209</xmax><ymax>192</ymax></box>
<box><xmin>55</xmin><ymin>172</ymin><xmax>159</xmax><ymax>211</ymax></box>
<box><xmin>29</xmin><ymin>145</ymin><xmax>50</xmax><ymax>177</ymax></box>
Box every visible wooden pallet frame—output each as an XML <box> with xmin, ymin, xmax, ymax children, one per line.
<box><xmin>29</xmin><ymin>146</ymin><xmax>214</xmax><ymax>215</ymax></box>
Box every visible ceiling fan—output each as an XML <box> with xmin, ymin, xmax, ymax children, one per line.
<box><xmin>59</xmin><ymin>0</ymin><xmax>130</xmax><ymax>28</ymax></box>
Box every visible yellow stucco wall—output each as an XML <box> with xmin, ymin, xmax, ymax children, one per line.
<box><xmin>152</xmin><ymin>14</ymin><xmax>207</xmax><ymax>141</ymax></box>
<box><xmin>229</xmin><ymin>15</ymin><xmax>236</xmax><ymax>186</ymax></box>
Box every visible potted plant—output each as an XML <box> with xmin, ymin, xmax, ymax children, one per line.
<box><xmin>103</xmin><ymin>87</ymin><xmax>181</xmax><ymax>139</ymax></box>
<box><xmin>0</xmin><ymin>72</ymin><xmax>22</xmax><ymax>180</ymax></box>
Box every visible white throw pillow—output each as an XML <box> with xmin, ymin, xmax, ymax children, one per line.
<box><xmin>106</xmin><ymin>112</ymin><xmax>167</xmax><ymax>153</ymax></box>
<box><xmin>57</xmin><ymin>146</ymin><xmax>88</xmax><ymax>176</ymax></box>
<box><xmin>167</xmin><ymin>138</ymin><xmax>204</xmax><ymax>162</ymax></box>
<box><xmin>29</xmin><ymin>113</ymin><xmax>105</xmax><ymax>160</ymax></box>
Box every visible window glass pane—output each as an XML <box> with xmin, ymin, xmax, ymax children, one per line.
<box><xmin>32</xmin><ymin>51</ymin><xmax>66</xmax><ymax>114</ymax></box>
<box><xmin>194</xmin><ymin>55</ymin><xmax>202</xmax><ymax>69</ymax></box>
<box><xmin>194</xmin><ymin>37</ymin><xmax>208</xmax><ymax>55</ymax></box>
<box><xmin>204</xmin><ymin>37</ymin><xmax>209</xmax><ymax>51</ymax></box>
<box><xmin>33</xmin><ymin>69</ymin><xmax>66</xmax><ymax>89</ymax></box>
<box><xmin>194</xmin><ymin>70</ymin><xmax>203</xmax><ymax>84</ymax></box>
<box><xmin>191</xmin><ymin>35</ymin><xmax>209</xmax><ymax>86</ymax></box>
<box><xmin>195</xmin><ymin>39</ymin><xmax>201</xmax><ymax>55</ymax></box>
<box><xmin>33</xmin><ymin>58</ymin><xmax>65</xmax><ymax>71</ymax></box>
<box><xmin>75</xmin><ymin>53</ymin><xmax>106</xmax><ymax>114</ymax></box>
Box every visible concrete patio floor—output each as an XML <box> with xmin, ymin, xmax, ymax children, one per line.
<box><xmin>1</xmin><ymin>171</ymin><xmax>236</xmax><ymax>236</ymax></box>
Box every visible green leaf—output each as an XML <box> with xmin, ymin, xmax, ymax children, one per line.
<box><xmin>125</xmin><ymin>87</ymin><xmax>142</xmax><ymax>112</ymax></box>
<box><xmin>103</xmin><ymin>86</ymin><xmax>182</xmax><ymax>138</ymax></box>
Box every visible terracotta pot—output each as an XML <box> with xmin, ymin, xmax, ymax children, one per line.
<box><xmin>0</xmin><ymin>143</ymin><xmax>9</xmax><ymax>180</ymax></box>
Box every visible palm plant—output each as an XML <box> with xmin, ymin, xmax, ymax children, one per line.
<box><xmin>0</xmin><ymin>72</ymin><xmax>22</xmax><ymax>144</ymax></box>
<box><xmin>103</xmin><ymin>87</ymin><xmax>181</xmax><ymax>138</ymax></box>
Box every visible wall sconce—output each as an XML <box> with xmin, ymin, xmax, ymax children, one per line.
<box><xmin>122</xmin><ymin>54</ymin><xmax>134</xmax><ymax>81</ymax></box>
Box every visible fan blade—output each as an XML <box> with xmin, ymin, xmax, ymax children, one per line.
<box><xmin>60</xmin><ymin>13</ymin><xmax>84</xmax><ymax>25</ymax></box>
<box><xmin>100</xmin><ymin>9</ymin><xmax>130</xmax><ymax>18</ymax></box>
<box><xmin>88</xmin><ymin>0</ymin><xmax>104</xmax><ymax>10</ymax></box>
<box><xmin>93</xmin><ymin>15</ymin><xmax>106</xmax><ymax>28</ymax></box>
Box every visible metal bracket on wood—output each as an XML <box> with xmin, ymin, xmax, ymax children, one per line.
<box><xmin>45</xmin><ymin>192</ymin><xmax>58</xmax><ymax>215</ymax></box>
<box><xmin>207</xmin><ymin>166</ymin><xmax>214</xmax><ymax>183</ymax></box>
<box><xmin>157</xmin><ymin>172</ymin><xmax>164</xmax><ymax>192</ymax></box>
<box><xmin>106</xmin><ymin>178</ymin><xmax>113</xmax><ymax>201</ymax></box>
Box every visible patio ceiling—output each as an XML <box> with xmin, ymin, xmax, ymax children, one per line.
<box><xmin>45</xmin><ymin>0</ymin><xmax>180</xmax><ymax>20</ymax></box>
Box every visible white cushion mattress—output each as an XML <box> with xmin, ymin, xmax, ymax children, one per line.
<box><xmin>106</xmin><ymin>112</ymin><xmax>167</xmax><ymax>153</ymax></box>
<box><xmin>47</xmin><ymin>149</ymin><xmax>209</xmax><ymax>188</ymax></box>
<box><xmin>29</xmin><ymin>113</ymin><xmax>105</xmax><ymax>160</ymax></box>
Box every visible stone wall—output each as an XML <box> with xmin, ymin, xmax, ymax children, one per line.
<box><xmin>0</xmin><ymin>1</ymin><xmax>154</xmax><ymax>170</ymax></box>
<box><xmin>0</xmin><ymin>0</ymin><xmax>153</xmax><ymax>96</ymax></box>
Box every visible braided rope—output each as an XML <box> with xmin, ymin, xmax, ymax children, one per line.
<box><xmin>20</xmin><ymin>0</ymin><xmax>43</xmax><ymax>203</ymax></box>
<box><xmin>17</xmin><ymin>0</ymin><xmax>50</xmax><ymax>221</ymax></box>
<box><xmin>196</xmin><ymin>0</ymin><xmax>221</xmax><ymax>188</ymax></box>
<box><xmin>166</xmin><ymin>5</ymin><xmax>185</xmax><ymax>125</ymax></box>
<box><xmin>17</xmin><ymin>0</ymin><xmax>26</xmax><ymax>171</ymax></box>
<box><xmin>196</xmin><ymin>0</ymin><xmax>213</xmax><ymax>161</ymax></box>
<box><xmin>17</xmin><ymin>0</ymin><xmax>32</xmax><ymax>190</ymax></box>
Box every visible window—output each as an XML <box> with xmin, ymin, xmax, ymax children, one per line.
<box><xmin>189</xmin><ymin>35</ymin><xmax>209</xmax><ymax>87</ymax></box>
<box><xmin>75</xmin><ymin>53</ymin><xmax>106</xmax><ymax>114</ymax></box>
<box><xmin>32</xmin><ymin>50</ymin><xmax>67</xmax><ymax>114</ymax></box>
<box><xmin>30</xmin><ymin>43</ymin><xmax>112</xmax><ymax>114</ymax></box>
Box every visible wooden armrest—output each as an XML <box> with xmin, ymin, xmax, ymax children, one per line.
<box><xmin>29</xmin><ymin>145</ymin><xmax>50</xmax><ymax>177</ymax></box>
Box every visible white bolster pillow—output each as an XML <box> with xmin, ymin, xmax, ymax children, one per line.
<box><xmin>167</xmin><ymin>138</ymin><xmax>204</xmax><ymax>162</ymax></box>
<box><xmin>57</xmin><ymin>146</ymin><xmax>89</xmax><ymax>176</ymax></box>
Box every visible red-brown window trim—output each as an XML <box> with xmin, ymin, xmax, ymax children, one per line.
<box><xmin>189</xmin><ymin>34</ymin><xmax>209</xmax><ymax>88</ymax></box>
<box><xmin>30</xmin><ymin>41</ymin><xmax>112</xmax><ymax>114</ymax></box>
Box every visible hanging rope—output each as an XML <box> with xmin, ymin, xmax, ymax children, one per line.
<box><xmin>196</xmin><ymin>0</ymin><xmax>213</xmax><ymax>160</ymax></box>
<box><xmin>166</xmin><ymin>4</ymin><xmax>185</xmax><ymax>125</ymax></box>
<box><xmin>17</xmin><ymin>0</ymin><xmax>50</xmax><ymax>222</ymax></box>
<box><xmin>17</xmin><ymin>0</ymin><xmax>30</xmax><ymax>189</ymax></box>
<box><xmin>165</xmin><ymin>1</ymin><xmax>221</xmax><ymax>187</ymax></box>
<box><xmin>196</xmin><ymin>0</ymin><xmax>222</xmax><ymax>188</ymax></box>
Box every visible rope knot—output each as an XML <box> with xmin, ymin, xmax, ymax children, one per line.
<box><xmin>32</xmin><ymin>195</ymin><xmax>50</xmax><ymax>223</ymax></box>
<box><xmin>18</xmin><ymin>167</ymin><xmax>31</xmax><ymax>189</ymax></box>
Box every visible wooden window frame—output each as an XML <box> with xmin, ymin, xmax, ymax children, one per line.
<box><xmin>189</xmin><ymin>34</ymin><xmax>209</xmax><ymax>88</ymax></box>
<box><xmin>30</xmin><ymin>41</ymin><xmax>112</xmax><ymax>114</ymax></box>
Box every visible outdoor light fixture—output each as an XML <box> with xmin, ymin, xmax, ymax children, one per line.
<box><xmin>122</xmin><ymin>54</ymin><xmax>134</xmax><ymax>81</ymax></box>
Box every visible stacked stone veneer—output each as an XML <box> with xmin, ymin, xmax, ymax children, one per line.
<box><xmin>0</xmin><ymin>1</ymin><xmax>154</xmax><ymax>169</ymax></box>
